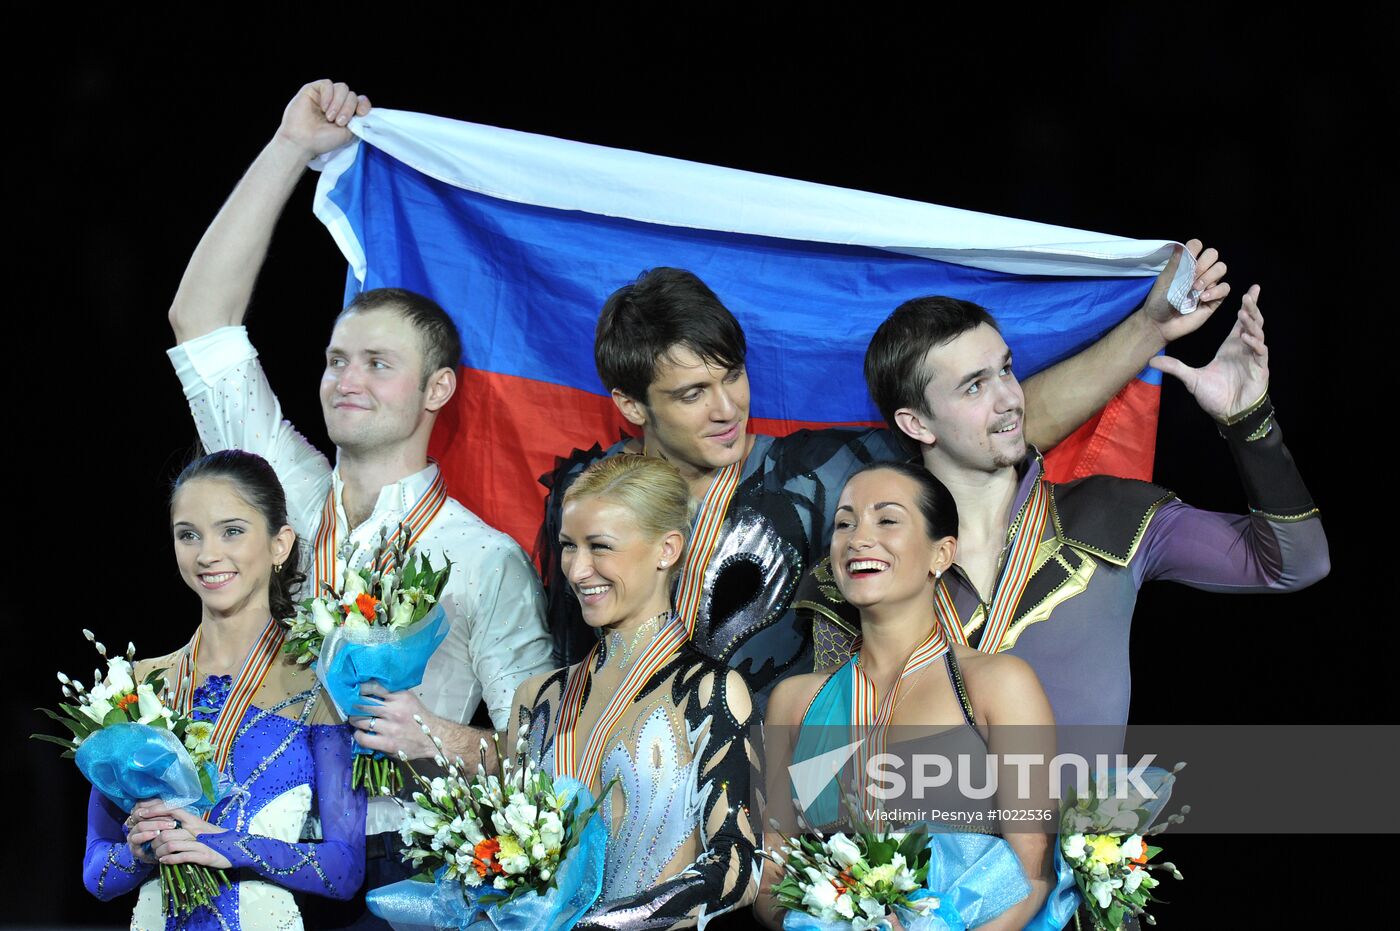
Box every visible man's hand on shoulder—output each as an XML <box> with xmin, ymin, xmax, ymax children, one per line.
<box><xmin>1141</xmin><ymin>238</ymin><xmax>1231</xmax><ymax>344</ymax></box>
<box><xmin>1150</xmin><ymin>284</ymin><xmax>1270</xmax><ymax>421</ymax></box>
<box><xmin>274</xmin><ymin>79</ymin><xmax>372</xmax><ymax>161</ymax></box>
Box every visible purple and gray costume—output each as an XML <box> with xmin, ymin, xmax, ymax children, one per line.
<box><xmin>798</xmin><ymin>393</ymin><xmax>1329</xmax><ymax>728</ymax></box>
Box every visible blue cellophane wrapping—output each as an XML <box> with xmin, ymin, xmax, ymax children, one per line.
<box><xmin>316</xmin><ymin>603</ymin><xmax>451</xmax><ymax>756</ymax></box>
<box><xmin>74</xmin><ymin>722</ymin><xmax>222</xmax><ymax>815</ymax></box>
<box><xmin>368</xmin><ymin>776</ymin><xmax>606</xmax><ymax>931</ymax></box>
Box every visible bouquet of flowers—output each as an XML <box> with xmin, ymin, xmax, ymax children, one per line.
<box><xmin>32</xmin><ymin>631</ymin><xmax>230</xmax><ymax>916</ymax></box>
<box><xmin>282</xmin><ymin>525</ymin><xmax>451</xmax><ymax>796</ymax></box>
<box><xmin>366</xmin><ymin>723</ymin><xmax>609</xmax><ymax>931</ymax></box>
<box><xmin>764</xmin><ymin>824</ymin><xmax>944</xmax><ymax>931</ymax></box>
<box><xmin>1060</xmin><ymin>767</ymin><xmax>1187</xmax><ymax>930</ymax></box>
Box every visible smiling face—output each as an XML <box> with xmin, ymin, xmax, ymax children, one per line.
<box><xmin>559</xmin><ymin>495</ymin><xmax>680</xmax><ymax>632</ymax></box>
<box><xmin>172</xmin><ymin>478</ymin><xmax>293</xmax><ymax>621</ymax></box>
<box><xmin>319</xmin><ymin>308</ymin><xmax>450</xmax><ymax>456</ymax></box>
<box><xmin>900</xmin><ymin>323</ymin><xmax>1027</xmax><ymax>473</ymax></box>
<box><xmin>831</xmin><ymin>469</ymin><xmax>955</xmax><ymax>612</ymax></box>
<box><xmin>613</xmin><ymin>345</ymin><xmax>750</xmax><ymax>476</ymax></box>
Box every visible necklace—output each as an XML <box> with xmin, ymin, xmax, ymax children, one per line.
<box><xmin>601</xmin><ymin>611</ymin><xmax>670</xmax><ymax>671</ymax></box>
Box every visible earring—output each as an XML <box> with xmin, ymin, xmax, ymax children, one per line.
<box><xmin>658</xmin><ymin>561</ymin><xmax>668</xmax><ymax>569</ymax></box>
<box><xmin>274</xmin><ymin>562</ymin><xmax>284</xmax><ymax>574</ymax></box>
<box><xmin>934</xmin><ymin>569</ymin><xmax>942</xmax><ymax>580</ymax></box>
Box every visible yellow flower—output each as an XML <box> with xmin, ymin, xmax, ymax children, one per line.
<box><xmin>1087</xmin><ymin>834</ymin><xmax>1123</xmax><ymax>866</ymax></box>
<box><xmin>496</xmin><ymin>835</ymin><xmax>523</xmax><ymax>860</ymax></box>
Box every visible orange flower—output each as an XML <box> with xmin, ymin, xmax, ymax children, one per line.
<box><xmin>116</xmin><ymin>693</ymin><xmax>139</xmax><ymax>711</ymax></box>
<box><xmin>473</xmin><ymin>837</ymin><xmax>502</xmax><ymax>877</ymax></box>
<box><xmin>355</xmin><ymin>593</ymin><xmax>380</xmax><ymax>622</ymax></box>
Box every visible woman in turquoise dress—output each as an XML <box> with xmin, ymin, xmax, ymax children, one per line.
<box><xmin>82</xmin><ymin>450</ymin><xmax>367</xmax><ymax>929</ymax></box>
<box><xmin>759</xmin><ymin>462</ymin><xmax>1064</xmax><ymax>930</ymax></box>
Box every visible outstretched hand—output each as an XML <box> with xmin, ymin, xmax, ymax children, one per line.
<box><xmin>1142</xmin><ymin>239</ymin><xmax>1231</xmax><ymax>343</ymax></box>
<box><xmin>1150</xmin><ymin>284</ymin><xmax>1269</xmax><ymax>421</ymax></box>
<box><xmin>275</xmin><ymin>79</ymin><xmax>372</xmax><ymax>160</ymax></box>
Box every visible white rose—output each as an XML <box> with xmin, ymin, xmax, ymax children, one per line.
<box><xmin>135</xmin><ymin>683</ymin><xmax>168</xmax><ymax>726</ymax></box>
<box><xmin>387</xmin><ymin>597</ymin><xmax>415</xmax><ymax>631</ymax></box>
<box><xmin>834</xmin><ymin>892</ymin><xmax>856</xmax><ymax>920</ymax></box>
<box><xmin>342</xmin><ymin>611</ymin><xmax>371</xmax><ymax>636</ymax></box>
<box><xmin>342</xmin><ymin>569</ymin><xmax>368</xmax><ymax>598</ymax></box>
<box><xmin>80</xmin><ymin>684</ymin><xmax>113</xmax><ymax>725</ymax></box>
<box><xmin>1120</xmin><ymin>834</ymin><xmax>1145</xmax><ymax>861</ymax></box>
<box><xmin>105</xmin><ymin>657</ymin><xmax>135</xmax><ymax>694</ymax></box>
<box><xmin>1062</xmin><ymin>833</ymin><xmax>1087</xmax><ymax>860</ymax></box>
<box><xmin>1088</xmin><ymin>878</ymin><xmax>1122</xmax><ymax>908</ymax></box>
<box><xmin>503</xmin><ymin>800</ymin><xmax>539</xmax><ymax>840</ymax></box>
<box><xmin>311</xmin><ymin>600</ymin><xmax>340</xmax><ymax>637</ymax></box>
<box><xmin>800</xmin><ymin>868</ymin><xmax>839</xmax><ymax>918</ymax></box>
<box><xmin>825</xmin><ymin>832</ymin><xmax>863</xmax><ymax>869</ymax></box>
<box><xmin>1123</xmin><ymin>868</ymin><xmax>1147</xmax><ymax>894</ymax></box>
<box><xmin>537</xmin><ymin>810</ymin><xmax>564</xmax><ymax>849</ymax></box>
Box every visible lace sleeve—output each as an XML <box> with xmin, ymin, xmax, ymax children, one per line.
<box><xmin>200</xmin><ymin>722</ymin><xmax>366</xmax><ymax>900</ymax></box>
<box><xmin>83</xmin><ymin>787</ymin><xmax>153</xmax><ymax>901</ymax></box>
<box><xmin>578</xmin><ymin>665</ymin><xmax>759</xmax><ymax>930</ymax></box>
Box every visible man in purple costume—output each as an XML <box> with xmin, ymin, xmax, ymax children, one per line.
<box><xmin>844</xmin><ymin>283</ymin><xmax>1328</xmax><ymax>730</ymax></box>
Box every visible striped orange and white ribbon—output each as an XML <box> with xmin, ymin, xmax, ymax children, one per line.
<box><xmin>171</xmin><ymin>618</ymin><xmax>285</xmax><ymax>772</ymax></box>
<box><xmin>312</xmin><ymin>465</ymin><xmax>449</xmax><ymax>592</ymax></box>
<box><xmin>672</xmin><ymin>459</ymin><xmax>743</xmax><ymax>636</ymax></box>
<box><xmin>554</xmin><ymin>615</ymin><xmax>687</xmax><ymax>786</ymax></box>
<box><xmin>851</xmin><ymin>623</ymin><xmax>950</xmax><ymax>781</ymax></box>
<box><xmin>935</xmin><ymin>477</ymin><xmax>1050</xmax><ymax>654</ymax></box>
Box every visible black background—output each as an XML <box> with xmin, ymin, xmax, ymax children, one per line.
<box><xmin>10</xmin><ymin>10</ymin><xmax>1392</xmax><ymax>927</ymax></box>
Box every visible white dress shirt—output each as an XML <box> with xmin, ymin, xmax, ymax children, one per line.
<box><xmin>168</xmin><ymin>326</ymin><xmax>553</xmax><ymax>834</ymax></box>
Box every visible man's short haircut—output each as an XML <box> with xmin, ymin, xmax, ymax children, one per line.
<box><xmin>594</xmin><ymin>268</ymin><xmax>747</xmax><ymax>402</ymax></box>
<box><xmin>864</xmin><ymin>296</ymin><xmax>1000</xmax><ymax>451</ymax></box>
<box><xmin>339</xmin><ymin>288</ymin><xmax>463</xmax><ymax>388</ymax></box>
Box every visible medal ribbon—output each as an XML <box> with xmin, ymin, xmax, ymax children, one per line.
<box><xmin>673</xmin><ymin>459</ymin><xmax>742</xmax><ymax>637</ymax></box>
<box><xmin>554</xmin><ymin>615</ymin><xmax>687</xmax><ymax>786</ymax></box>
<box><xmin>171</xmin><ymin>618</ymin><xmax>285</xmax><ymax>772</ymax></box>
<box><xmin>313</xmin><ymin>465</ymin><xmax>449</xmax><ymax>592</ymax></box>
<box><xmin>934</xmin><ymin>477</ymin><xmax>1051</xmax><ymax>654</ymax></box>
<box><xmin>850</xmin><ymin>624</ymin><xmax>950</xmax><ymax>785</ymax></box>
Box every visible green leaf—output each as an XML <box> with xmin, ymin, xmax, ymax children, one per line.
<box><xmin>897</xmin><ymin>831</ymin><xmax>928</xmax><ymax>863</ymax></box>
<box><xmin>30</xmin><ymin>732</ymin><xmax>78</xmax><ymax>751</ymax></box>
<box><xmin>103</xmin><ymin>707</ymin><xmax>129</xmax><ymax>727</ymax></box>
<box><xmin>37</xmin><ymin>706</ymin><xmax>90</xmax><ymax>740</ymax></box>
<box><xmin>55</xmin><ymin>704</ymin><xmax>96</xmax><ymax>737</ymax></box>
<box><xmin>866</xmin><ymin>838</ymin><xmax>897</xmax><ymax>864</ymax></box>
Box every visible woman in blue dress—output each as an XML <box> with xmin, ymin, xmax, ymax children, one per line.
<box><xmin>83</xmin><ymin>450</ymin><xmax>367</xmax><ymax>929</ymax></box>
<box><xmin>759</xmin><ymin>462</ymin><xmax>1061</xmax><ymax>930</ymax></box>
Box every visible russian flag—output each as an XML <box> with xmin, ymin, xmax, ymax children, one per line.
<box><xmin>312</xmin><ymin>109</ymin><xmax>1195</xmax><ymax>552</ymax></box>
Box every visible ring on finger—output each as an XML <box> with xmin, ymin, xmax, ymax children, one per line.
<box><xmin>368</xmin><ymin>718</ymin><xmax>376</xmax><ymax>733</ymax></box>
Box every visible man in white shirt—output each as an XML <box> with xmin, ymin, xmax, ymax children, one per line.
<box><xmin>165</xmin><ymin>79</ymin><xmax>553</xmax><ymax>850</ymax></box>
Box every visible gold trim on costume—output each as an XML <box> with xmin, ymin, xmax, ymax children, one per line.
<box><xmin>1001</xmin><ymin>549</ymin><xmax>1098</xmax><ymax>650</ymax></box>
<box><xmin>1218</xmin><ymin>390</ymin><xmax>1271</xmax><ymax>426</ymax></box>
<box><xmin>1250</xmin><ymin>506</ymin><xmax>1322</xmax><ymax>522</ymax></box>
<box><xmin>1048</xmin><ymin>486</ymin><xmax>1175</xmax><ymax>567</ymax></box>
